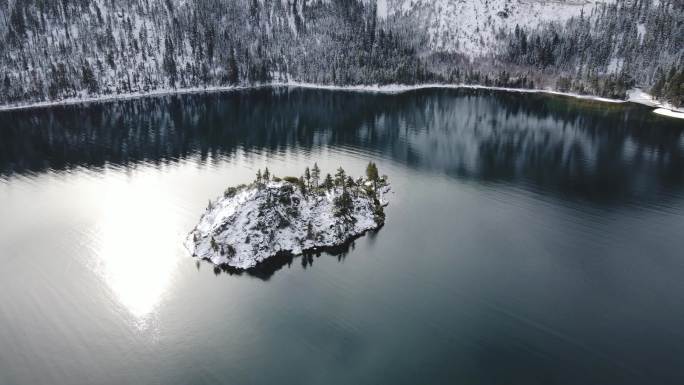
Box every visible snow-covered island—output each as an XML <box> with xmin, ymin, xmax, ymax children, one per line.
<box><xmin>185</xmin><ymin>163</ymin><xmax>390</xmax><ymax>269</ymax></box>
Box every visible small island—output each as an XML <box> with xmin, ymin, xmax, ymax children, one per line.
<box><xmin>185</xmin><ymin>162</ymin><xmax>390</xmax><ymax>269</ymax></box>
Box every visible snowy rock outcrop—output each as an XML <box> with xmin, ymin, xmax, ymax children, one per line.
<box><xmin>186</xmin><ymin>169</ymin><xmax>390</xmax><ymax>269</ymax></box>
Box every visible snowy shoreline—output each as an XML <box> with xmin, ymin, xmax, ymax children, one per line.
<box><xmin>0</xmin><ymin>84</ymin><xmax>265</xmax><ymax>112</ymax></box>
<box><xmin>1</xmin><ymin>82</ymin><xmax>682</xmax><ymax>120</ymax></box>
<box><xmin>653</xmin><ymin>109</ymin><xmax>684</xmax><ymax>120</ymax></box>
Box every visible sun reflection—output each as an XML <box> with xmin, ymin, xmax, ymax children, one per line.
<box><xmin>94</xmin><ymin>170</ymin><xmax>182</xmax><ymax>319</ymax></box>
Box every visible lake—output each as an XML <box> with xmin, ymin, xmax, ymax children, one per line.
<box><xmin>1</xmin><ymin>87</ymin><xmax>683</xmax><ymax>385</ymax></box>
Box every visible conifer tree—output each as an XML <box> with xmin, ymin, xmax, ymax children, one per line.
<box><xmin>163</xmin><ymin>36</ymin><xmax>177</xmax><ymax>87</ymax></box>
<box><xmin>304</xmin><ymin>166</ymin><xmax>311</xmax><ymax>188</ymax></box>
<box><xmin>335</xmin><ymin>167</ymin><xmax>346</xmax><ymax>188</ymax></box>
<box><xmin>311</xmin><ymin>163</ymin><xmax>321</xmax><ymax>188</ymax></box>
<box><xmin>81</xmin><ymin>62</ymin><xmax>98</xmax><ymax>94</ymax></box>
<box><xmin>366</xmin><ymin>162</ymin><xmax>379</xmax><ymax>191</ymax></box>
<box><xmin>334</xmin><ymin>187</ymin><xmax>353</xmax><ymax>217</ymax></box>
<box><xmin>298</xmin><ymin>176</ymin><xmax>307</xmax><ymax>195</ymax></box>
<box><xmin>323</xmin><ymin>173</ymin><xmax>334</xmax><ymax>190</ymax></box>
<box><xmin>227</xmin><ymin>47</ymin><xmax>239</xmax><ymax>85</ymax></box>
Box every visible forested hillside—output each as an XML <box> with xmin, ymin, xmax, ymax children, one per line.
<box><xmin>498</xmin><ymin>0</ymin><xmax>684</xmax><ymax>102</ymax></box>
<box><xmin>0</xmin><ymin>0</ymin><xmax>422</xmax><ymax>105</ymax></box>
<box><xmin>382</xmin><ymin>0</ymin><xmax>614</xmax><ymax>56</ymax></box>
<box><xmin>0</xmin><ymin>0</ymin><xmax>681</xmax><ymax>107</ymax></box>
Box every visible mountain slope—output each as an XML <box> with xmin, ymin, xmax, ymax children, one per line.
<box><xmin>0</xmin><ymin>0</ymin><xmax>681</xmax><ymax>108</ymax></box>
<box><xmin>383</xmin><ymin>0</ymin><xmax>614</xmax><ymax>56</ymax></box>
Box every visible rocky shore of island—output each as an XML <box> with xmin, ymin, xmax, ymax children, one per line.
<box><xmin>185</xmin><ymin>162</ymin><xmax>390</xmax><ymax>269</ymax></box>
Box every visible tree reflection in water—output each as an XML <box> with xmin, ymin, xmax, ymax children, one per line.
<box><xmin>1</xmin><ymin>87</ymin><xmax>682</xmax><ymax>203</ymax></box>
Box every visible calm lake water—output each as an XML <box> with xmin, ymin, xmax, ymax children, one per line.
<box><xmin>1</xmin><ymin>88</ymin><xmax>684</xmax><ymax>385</ymax></box>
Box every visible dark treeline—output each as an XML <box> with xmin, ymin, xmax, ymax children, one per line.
<box><xmin>0</xmin><ymin>0</ymin><xmax>681</xmax><ymax>106</ymax></box>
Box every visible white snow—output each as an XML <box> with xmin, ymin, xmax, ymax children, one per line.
<box><xmin>384</xmin><ymin>0</ymin><xmax>615</xmax><ymax>56</ymax></box>
<box><xmin>627</xmin><ymin>88</ymin><xmax>659</xmax><ymax>107</ymax></box>
<box><xmin>0</xmin><ymin>81</ymin><xmax>628</xmax><ymax>112</ymax></box>
<box><xmin>0</xmin><ymin>84</ymin><xmax>259</xmax><ymax>112</ymax></box>
<box><xmin>282</xmin><ymin>81</ymin><xmax>626</xmax><ymax>104</ymax></box>
<box><xmin>186</xmin><ymin>180</ymin><xmax>390</xmax><ymax>269</ymax></box>
<box><xmin>377</xmin><ymin>0</ymin><xmax>388</xmax><ymax>18</ymax></box>
<box><xmin>653</xmin><ymin>108</ymin><xmax>684</xmax><ymax>120</ymax></box>
<box><xmin>627</xmin><ymin>88</ymin><xmax>684</xmax><ymax>119</ymax></box>
<box><xmin>606</xmin><ymin>58</ymin><xmax>624</xmax><ymax>74</ymax></box>
<box><xmin>637</xmin><ymin>23</ymin><xmax>646</xmax><ymax>43</ymax></box>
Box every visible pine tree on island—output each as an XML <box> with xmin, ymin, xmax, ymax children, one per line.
<box><xmin>366</xmin><ymin>161</ymin><xmax>379</xmax><ymax>194</ymax></box>
<box><xmin>304</xmin><ymin>167</ymin><xmax>311</xmax><ymax>188</ymax></box>
<box><xmin>323</xmin><ymin>173</ymin><xmax>334</xmax><ymax>191</ymax></box>
<box><xmin>311</xmin><ymin>163</ymin><xmax>321</xmax><ymax>189</ymax></box>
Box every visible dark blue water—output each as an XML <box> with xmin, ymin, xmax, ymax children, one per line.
<box><xmin>1</xmin><ymin>88</ymin><xmax>683</xmax><ymax>385</ymax></box>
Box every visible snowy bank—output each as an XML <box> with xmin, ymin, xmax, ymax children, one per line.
<box><xmin>2</xmin><ymin>82</ymin><xmax>682</xmax><ymax>120</ymax></box>
<box><xmin>628</xmin><ymin>89</ymin><xmax>684</xmax><ymax>120</ymax></box>
<box><xmin>0</xmin><ymin>84</ymin><xmax>264</xmax><ymax>112</ymax></box>
<box><xmin>282</xmin><ymin>82</ymin><xmax>626</xmax><ymax>104</ymax></box>
<box><xmin>0</xmin><ymin>82</ymin><xmax>624</xmax><ymax>111</ymax></box>
<box><xmin>653</xmin><ymin>108</ymin><xmax>684</xmax><ymax>120</ymax></box>
<box><xmin>185</xmin><ymin>164</ymin><xmax>390</xmax><ymax>269</ymax></box>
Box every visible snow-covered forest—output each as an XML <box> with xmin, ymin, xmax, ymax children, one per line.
<box><xmin>0</xmin><ymin>0</ymin><xmax>682</xmax><ymax>107</ymax></box>
<box><xmin>498</xmin><ymin>0</ymin><xmax>683</xmax><ymax>102</ymax></box>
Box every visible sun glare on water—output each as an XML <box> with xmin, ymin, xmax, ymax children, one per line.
<box><xmin>93</xmin><ymin>168</ymin><xmax>184</xmax><ymax>320</ymax></box>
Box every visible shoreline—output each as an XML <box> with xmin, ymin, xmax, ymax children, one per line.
<box><xmin>284</xmin><ymin>82</ymin><xmax>627</xmax><ymax>104</ymax></box>
<box><xmin>0</xmin><ymin>84</ymin><xmax>265</xmax><ymax>112</ymax></box>
<box><xmin>186</xmin><ymin>175</ymin><xmax>390</xmax><ymax>269</ymax></box>
<box><xmin>653</xmin><ymin>108</ymin><xmax>684</xmax><ymax>120</ymax></box>
<box><xmin>1</xmin><ymin>82</ymin><xmax>682</xmax><ymax>120</ymax></box>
